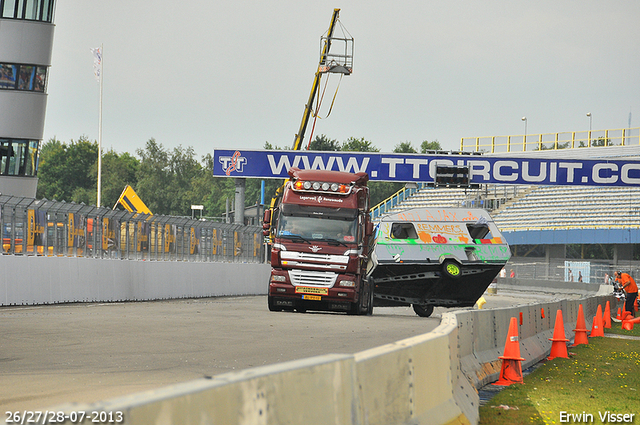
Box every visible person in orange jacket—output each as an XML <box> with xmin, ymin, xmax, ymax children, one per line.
<box><xmin>614</xmin><ymin>271</ymin><xmax>638</xmax><ymax>317</ymax></box>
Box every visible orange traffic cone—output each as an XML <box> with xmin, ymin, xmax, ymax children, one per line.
<box><xmin>622</xmin><ymin>319</ymin><xmax>634</xmax><ymax>331</ymax></box>
<box><xmin>590</xmin><ymin>305</ymin><xmax>604</xmax><ymax>337</ymax></box>
<box><xmin>616</xmin><ymin>308</ymin><xmax>622</xmax><ymax>320</ymax></box>
<box><xmin>548</xmin><ymin>310</ymin><xmax>569</xmax><ymax>359</ymax></box>
<box><xmin>493</xmin><ymin>317</ymin><xmax>525</xmax><ymax>386</ymax></box>
<box><xmin>622</xmin><ymin>310</ymin><xmax>633</xmax><ymax>321</ymax></box>
<box><xmin>604</xmin><ymin>301</ymin><xmax>612</xmax><ymax>329</ymax></box>
<box><xmin>572</xmin><ymin>304</ymin><xmax>589</xmax><ymax>346</ymax></box>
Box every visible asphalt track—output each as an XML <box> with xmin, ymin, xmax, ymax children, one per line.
<box><xmin>1</xmin><ymin>292</ymin><xmax>562</xmax><ymax>412</ymax></box>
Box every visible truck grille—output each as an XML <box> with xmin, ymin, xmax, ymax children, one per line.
<box><xmin>289</xmin><ymin>270</ymin><xmax>338</xmax><ymax>287</ymax></box>
<box><xmin>281</xmin><ymin>251</ymin><xmax>349</xmax><ymax>264</ymax></box>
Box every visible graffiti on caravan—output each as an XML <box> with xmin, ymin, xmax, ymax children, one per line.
<box><xmin>212</xmin><ymin>149</ymin><xmax>640</xmax><ymax>187</ymax></box>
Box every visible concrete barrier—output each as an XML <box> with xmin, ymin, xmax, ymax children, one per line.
<box><xmin>48</xmin><ymin>294</ymin><xmax>620</xmax><ymax>425</ymax></box>
<box><xmin>353</xmin><ymin>325</ymin><xmax>473</xmax><ymax>425</ymax></box>
<box><xmin>496</xmin><ymin>276</ymin><xmax>601</xmax><ymax>295</ymax></box>
<box><xmin>63</xmin><ymin>354</ymin><xmax>359</xmax><ymax>425</ymax></box>
<box><xmin>0</xmin><ymin>256</ymin><xmax>270</xmax><ymax>306</ymax></box>
<box><xmin>42</xmin><ymin>284</ymin><xmax>619</xmax><ymax>424</ymax></box>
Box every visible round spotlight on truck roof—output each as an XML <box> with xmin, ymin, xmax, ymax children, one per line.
<box><xmin>303</xmin><ymin>181</ymin><xmax>312</xmax><ymax>190</ymax></box>
<box><xmin>330</xmin><ymin>183</ymin><xmax>339</xmax><ymax>191</ymax></box>
<box><xmin>322</xmin><ymin>182</ymin><xmax>330</xmax><ymax>191</ymax></box>
<box><xmin>312</xmin><ymin>182</ymin><xmax>321</xmax><ymax>190</ymax></box>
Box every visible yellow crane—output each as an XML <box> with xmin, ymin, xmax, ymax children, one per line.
<box><xmin>264</xmin><ymin>9</ymin><xmax>353</xmax><ymax>241</ymax></box>
<box><xmin>292</xmin><ymin>8</ymin><xmax>353</xmax><ymax>151</ymax></box>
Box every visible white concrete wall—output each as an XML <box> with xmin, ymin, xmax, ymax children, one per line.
<box><xmin>0</xmin><ymin>256</ymin><xmax>270</xmax><ymax>306</ymax></box>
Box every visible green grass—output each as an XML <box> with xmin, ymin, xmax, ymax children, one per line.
<box><xmin>479</xmin><ymin>324</ymin><xmax>640</xmax><ymax>425</ymax></box>
<box><xmin>607</xmin><ymin>319</ymin><xmax>640</xmax><ymax>337</ymax></box>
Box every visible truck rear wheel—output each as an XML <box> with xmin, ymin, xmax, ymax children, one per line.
<box><xmin>412</xmin><ymin>304</ymin><xmax>434</xmax><ymax>317</ymax></box>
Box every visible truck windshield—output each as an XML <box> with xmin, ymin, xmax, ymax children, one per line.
<box><xmin>277</xmin><ymin>215</ymin><xmax>358</xmax><ymax>244</ymax></box>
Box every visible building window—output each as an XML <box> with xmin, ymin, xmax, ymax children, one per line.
<box><xmin>0</xmin><ymin>63</ymin><xmax>47</xmax><ymax>92</ymax></box>
<box><xmin>0</xmin><ymin>0</ymin><xmax>54</xmax><ymax>22</ymax></box>
<box><xmin>0</xmin><ymin>139</ymin><xmax>39</xmax><ymax>177</ymax></box>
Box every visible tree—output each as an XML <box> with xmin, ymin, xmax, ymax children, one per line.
<box><xmin>89</xmin><ymin>149</ymin><xmax>139</xmax><ymax>208</ymax></box>
<box><xmin>591</xmin><ymin>137</ymin><xmax>611</xmax><ymax>147</ymax></box>
<box><xmin>36</xmin><ymin>138</ymin><xmax>66</xmax><ymax>200</ymax></box>
<box><xmin>36</xmin><ymin>136</ymin><xmax>99</xmax><ymax>202</ymax></box>
<box><xmin>393</xmin><ymin>142</ymin><xmax>417</xmax><ymax>153</ymax></box>
<box><xmin>309</xmin><ymin>134</ymin><xmax>341</xmax><ymax>151</ymax></box>
<box><xmin>169</xmin><ymin>145</ymin><xmax>204</xmax><ymax>215</ymax></box>
<box><xmin>135</xmin><ymin>139</ymin><xmax>174</xmax><ymax>215</ymax></box>
<box><xmin>341</xmin><ymin>137</ymin><xmax>379</xmax><ymax>152</ymax></box>
<box><xmin>420</xmin><ymin>140</ymin><xmax>442</xmax><ymax>153</ymax></box>
<box><xmin>263</xmin><ymin>141</ymin><xmax>283</xmax><ymax>150</ymax></box>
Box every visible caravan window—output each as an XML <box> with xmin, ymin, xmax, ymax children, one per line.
<box><xmin>390</xmin><ymin>223</ymin><xmax>417</xmax><ymax>240</ymax></box>
<box><xmin>466</xmin><ymin>222</ymin><xmax>497</xmax><ymax>242</ymax></box>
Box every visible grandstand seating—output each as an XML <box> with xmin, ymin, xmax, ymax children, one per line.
<box><xmin>386</xmin><ymin>184</ymin><xmax>530</xmax><ymax>214</ymax></box>
<box><xmin>491</xmin><ymin>186</ymin><xmax>640</xmax><ymax>231</ymax></box>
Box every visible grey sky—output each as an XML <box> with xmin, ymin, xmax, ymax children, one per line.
<box><xmin>43</xmin><ymin>1</ymin><xmax>640</xmax><ymax>157</ymax></box>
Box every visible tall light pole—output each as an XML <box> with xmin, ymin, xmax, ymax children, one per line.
<box><xmin>586</xmin><ymin>112</ymin><xmax>592</xmax><ymax>146</ymax></box>
<box><xmin>522</xmin><ymin>117</ymin><xmax>527</xmax><ymax>151</ymax></box>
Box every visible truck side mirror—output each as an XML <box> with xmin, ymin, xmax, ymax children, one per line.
<box><xmin>262</xmin><ymin>209</ymin><xmax>271</xmax><ymax>229</ymax></box>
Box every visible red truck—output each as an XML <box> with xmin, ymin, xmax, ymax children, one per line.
<box><xmin>263</xmin><ymin>167</ymin><xmax>375</xmax><ymax>315</ymax></box>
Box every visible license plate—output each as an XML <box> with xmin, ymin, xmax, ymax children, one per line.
<box><xmin>302</xmin><ymin>295</ymin><xmax>322</xmax><ymax>301</ymax></box>
<box><xmin>295</xmin><ymin>287</ymin><xmax>328</xmax><ymax>295</ymax></box>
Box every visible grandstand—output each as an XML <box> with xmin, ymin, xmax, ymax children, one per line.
<box><xmin>376</xmin><ymin>143</ymin><xmax>640</xmax><ymax>282</ymax></box>
<box><xmin>492</xmin><ymin>185</ymin><xmax>640</xmax><ymax>231</ymax></box>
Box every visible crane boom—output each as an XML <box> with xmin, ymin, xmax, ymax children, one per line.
<box><xmin>264</xmin><ymin>9</ymin><xmax>351</xmax><ymax>244</ymax></box>
<box><xmin>292</xmin><ymin>8</ymin><xmax>342</xmax><ymax>151</ymax></box>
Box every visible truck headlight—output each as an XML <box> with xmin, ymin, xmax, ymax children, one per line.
<box><xmin>271</xmin><ymin>275</ymin><xmax>287</xmax><ymax>282</ymax></box>
<box><xmin>340</xmin><ymin>280</ymin><xmax>355</xmax><ymax>287</ymax></box>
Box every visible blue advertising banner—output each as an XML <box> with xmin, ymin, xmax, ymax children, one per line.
<box><xmin>213</xmin><ymin>149</ymin><xmax>640</xmax><ymax>187</ymax></box>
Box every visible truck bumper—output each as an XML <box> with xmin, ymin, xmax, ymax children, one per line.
<box><xmin>269</xmin><ymin>281</ymin><xmax>358</xmax><ymax>312</ymax></box>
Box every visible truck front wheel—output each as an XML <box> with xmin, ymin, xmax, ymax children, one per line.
<box><xmin>349</xmin><ymin>279</ymin><xmax>373</xmax><ymax>316</ymax></box>
<box><xmin>365</xmin><ymin>278</ymin><xmax>374</xmax><ymax>316</ymax></box>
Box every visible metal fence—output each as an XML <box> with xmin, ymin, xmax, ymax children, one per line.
<box><xmin>460</xmin><ymin>127</ymin><xmax>640</xmax><ymax>153</ymax></box>
<box><xmin>505</xmin><ymin>260</ymin><xmax>640</xmax><ymax>284</ymax></box>
<box><xmin>0</xmin><ymin>195</ymin><xmax>264</xmax><ymax>263</ymax></box>
<box><xmin>369</xmin><ymin>183</ymin><xmax>427</xmax><ymax>219</ymax></box>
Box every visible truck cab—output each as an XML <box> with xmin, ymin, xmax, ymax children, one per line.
<box><xmin>265</xmin><ymin>167</ymin><xmax>374</xmax><ymax>315</ymax></box>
